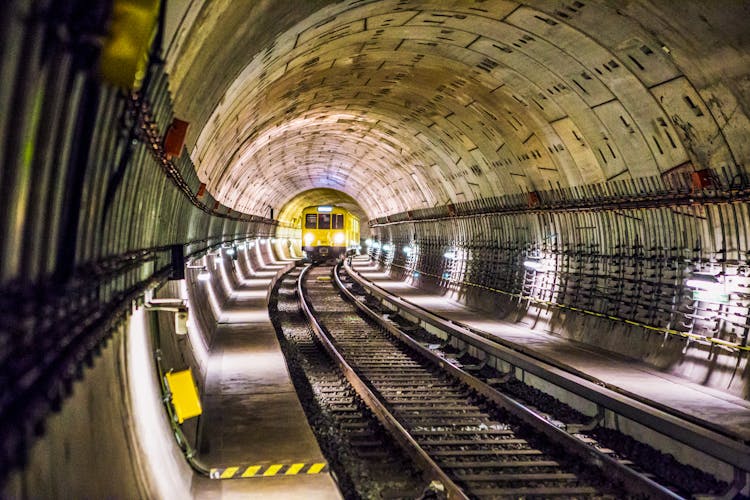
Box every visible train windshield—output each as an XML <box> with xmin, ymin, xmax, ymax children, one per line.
<box><xmin>318</xmin><ymin>214</ymin><xmax>331</xmax><ymax>229</ymax></box>
<box><xmin>305</xmin><ymin>214</ymin><xmax>317</xmax><ymax>229</ymax></box>
<box><xmin>332</xmin><ymin>213</ymin><xmax>344</xmax><ymax>229</ymax></box>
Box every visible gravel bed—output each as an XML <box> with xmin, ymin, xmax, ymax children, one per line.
<box><xmin>375</xmin><ymin>312</ymin><xmax>732</xmax><ymax>498</ymax></box>
<box><xmin>269</xmin><ymin>270</ymin><xmax>426</xmax><ymax>499</ymax></box>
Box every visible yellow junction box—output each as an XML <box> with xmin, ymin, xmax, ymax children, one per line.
<box><xmin>165</xmin><ymin>369</ymin><xmax>202</xmax><ymax>423</ymax></box>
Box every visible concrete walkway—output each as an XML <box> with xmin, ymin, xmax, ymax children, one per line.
<box><xmin>192</xmin><ymin>249</ymin><xmax>341</xmax><ymax>499</ymax></box>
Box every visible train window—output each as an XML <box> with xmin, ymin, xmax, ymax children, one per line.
<box><xmin>332</xmin><ymin>213</ymin><xmax>344</xmax><ymax>229</ymax></box>
<box><xmin>318</xmin><ymin>214</ymin><xmax>331</xmax><ymax>229</ymax></box>
<box><xmin>305</xmin><ymin>214</ymin><xmax>317</xmax><ymax>229</ymax></box>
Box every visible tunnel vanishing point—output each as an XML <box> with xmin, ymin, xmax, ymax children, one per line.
<box><xmin>2</xmin><ymin>0</ymin><xmax>750</xmax><ymax>498</ymax></box>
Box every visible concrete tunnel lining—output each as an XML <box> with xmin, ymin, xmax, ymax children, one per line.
<box><xmin>163</xmin><ymin>0</ymin><xmax>749</xmax><ymax>223</ymax></box>
<box><xmin>3</xmin><ymin>0</ymin><xmax>750</xmax><ymax>497</ymax></box>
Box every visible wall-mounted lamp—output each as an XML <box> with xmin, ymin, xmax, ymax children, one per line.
<box><xmin>685</xmin><ymin>272</ymin><xmax>722</xmax><ymax>291</ymax></box>
<box><xmin>685</xmin><ymin>272</ymin><xmax>728</xmax><ymax>304</ymax></box>
<box><xmin>443</xmin><ymin>251</ymin><xmax>457</xmax><ymax>260</ymax></box>
<box><xmin>523</xmin><ymin>257</ymin><xmax>547</xmax><ymax>272</ymax></box>
<box><xmin>382</xmin><ymin>243</ymin><xmax>392</xmax><ymax>252</ymax></box>
<box><xmin>144</xmin><ymin>297</ymin><xmax>189</xmax><ymax>335</ymax></box>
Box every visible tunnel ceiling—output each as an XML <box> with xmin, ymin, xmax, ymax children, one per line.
<box><xmin>166</xmin><ymin>0</ymin><xmax>750</xmax><ymax>224</ymax></box>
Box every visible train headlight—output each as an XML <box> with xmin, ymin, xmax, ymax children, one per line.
<box><xmin>304</xmin><ymin>233</ymin><xmax>314</xmax><ymax>245</ymax></box>
<box><xmin>334</xmin><ymin>232</ymin><xmax>345</xmax><ymax>244</ymax></box>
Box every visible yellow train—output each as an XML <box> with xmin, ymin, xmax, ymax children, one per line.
<box><xmin>301</xmin><ymin>205</ymin><xmax>360</xmax><ymax>261</ymax></box>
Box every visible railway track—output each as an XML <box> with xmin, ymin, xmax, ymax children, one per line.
<box><xmin>298</xmin><ymin>263</ymin><xmax>682</xmax><ymax>499</ymax></box>
<box><xmin>270</xmin><ymin>267</ymin><xmax>425</xmax><ymax>499</ymax></box>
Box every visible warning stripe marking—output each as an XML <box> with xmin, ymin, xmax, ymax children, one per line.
<box><xmin>263</xmin><ymin>464</ymin><xmax>283</xmax><ymax>476</ymax></box>
<box><xmin>307</xmin><ymin>463</ymin><xmax>326</xmax><ymax>474</ymax></box>
<box><xmin>242</xmin><ymin>465</ymin><xmax>262</xmax><ymax>478</ymax></box>
<box><xmin>210</xmin><ymin>462</ymin><xmax>328</xmax><ymax>479</ymax></box>
<box><xmin>220</xmin><ymin>467</ymin><xmax>239</xmax><ymax>479</ymax></box>
<box><xmin>285</xmin><ymin>463</ymin><xmax>305</xmax><ymax>475</ymax></box>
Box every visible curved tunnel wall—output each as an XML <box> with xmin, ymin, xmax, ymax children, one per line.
<box><xmin>2</xmin><ymin>0</ymin><xmax>750</xmax><ymax>495</ymax></box>
<box><xmin>0</xmin><ymin>1</ymin><xmax>279</xmax><ymax>485</ymax></box>
<box><xmin>163</xmin><ymin>0</ymin><xmax>750</xmax><ymax>396</ymax></box>
<box><xmin>368</xmin><ymin>186</ymin><xmax>750</xmax><ymax>396</ymax></box>
<box><xmin>180</xmin><ymin>0</ymin><xmax>749</xmax><ymax>222</ymax></box>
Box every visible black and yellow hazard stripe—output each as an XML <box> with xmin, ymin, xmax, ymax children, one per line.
<box><xmin>210</xmin><ymin>462</ymin><xmax>328</xmax><ymax>479</ymax></box>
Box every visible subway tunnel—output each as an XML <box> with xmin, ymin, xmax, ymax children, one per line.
<box><xmin>2</xmin><ymin>0</ymin><xmax>750</xmax><ymax>497</ymax></box>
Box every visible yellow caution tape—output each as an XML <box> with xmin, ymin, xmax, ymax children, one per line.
<box><xmin>210</xmin><ymin>463</ymin><xmax>328</xmax><ymax>479</ymax></box>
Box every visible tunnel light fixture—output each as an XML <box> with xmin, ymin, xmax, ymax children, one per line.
<box><xmin>403</xmin><ymin>245</ymin><xmax>414</xmax><ymax>255</ymax></box>
<box><xmin>524</xmin><ymin>258</ymin><xmax>547</xmax><ymax>272</ymax></box>
<box><xmin>382</xmin><ymin>243</ymin><xmax>392</xmax><ymax>252</ymax></box>
<box><xmin>443</xmin><ymin>250</ymin><xmax>457</xmax><ymax>260</ymax></box>
<box><xmin>685</xmin><ymin>272</ymin><xmax>723</xmax><ymax>291</ymax></box>
<box><xmin>365</xmin><ymin>238</ymin><xmax>373</xmax><ymax>246</ymax></box>
<box><xmin>260</xmin><ymin>238</ymin><xmax>267</xmax><ymax>244</ymax></box>
<box><xmin>226</xmin><ymin>247</ymin><xmax>236</xmax><ymax>256</ymax></box>
<box><xmin>197</xmin><ymin>269</ymin><xmax>211</xmax><ymax>281</ymax></box>
<box><xmin>317</xmin><ymin>206</ymin><xmax>333</xmax><ymax>212</ymax></box>
<box><xmin>686</xmin><ymin>273</ymin><xmax>729</xmax><ymax>304</ymax></box>
<box><xmin>372</xmin><ymin>241</ymin><xmax>381</xmax><ymax>250</ymax></box>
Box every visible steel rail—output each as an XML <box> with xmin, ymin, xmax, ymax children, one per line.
<box><xmin>335</xmin><ymin>262</ymin><xmax>683</xmax><ymax>499</ymax></box>
<box><xmin>343</xmin><ymin>260</ymin><xmax>750</xmax><ymax>474</ymax></box>
<box><xmin>297</xmin><ymin>264</ymin><xmax>469</xmax><ymax>500</ymax></box>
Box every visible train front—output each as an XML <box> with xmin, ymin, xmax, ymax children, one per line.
<box><xmin>301</xmin><ymin>205</ymin><xmax>359</xmax><ymax>262</ymax></box>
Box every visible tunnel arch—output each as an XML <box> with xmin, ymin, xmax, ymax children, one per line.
<box><xmin>3</xmin><ymin>0</ymin><xmax>750</xmax><ymax>496</ymax></box>
<box><xmin>171</xmin><ymin>0</ymin><xmax>746</xmax><ymax>222</ymax></box>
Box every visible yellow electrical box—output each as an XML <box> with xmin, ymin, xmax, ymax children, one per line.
<box><xmin>165</xmin><ymin>369</ymin><xmax>202</xmax><ymax>423</ymax></box>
